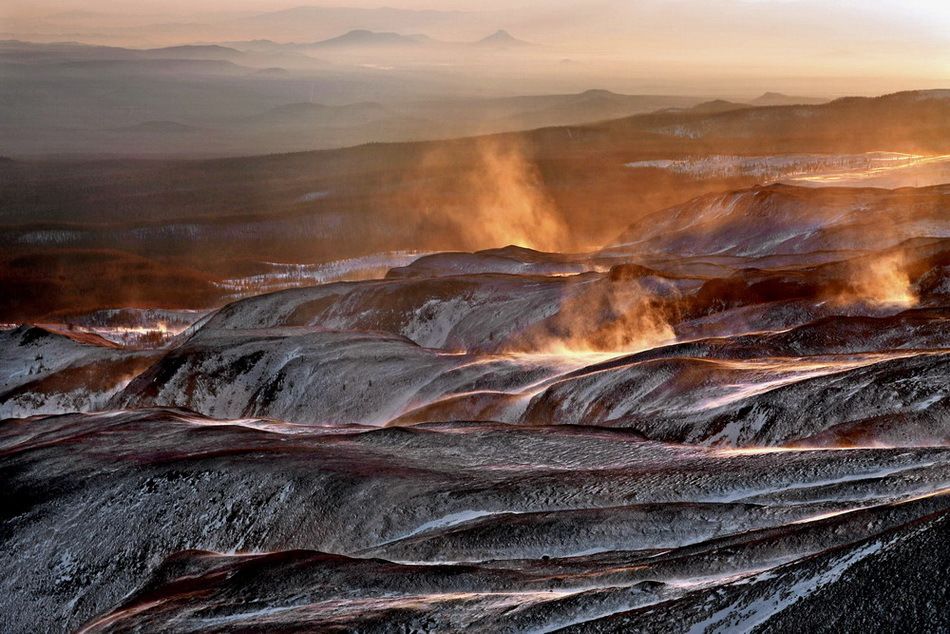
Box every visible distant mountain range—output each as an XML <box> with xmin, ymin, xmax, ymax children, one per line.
<box><xmin>669</xmin><ymin>93</ymin><xmax>831</xmax><ymax>114</ymax></box>
<box><xmin>750</xmin><ymin>92</ymin><xmax>828</xmax><ymax>106</ymax></box>
<box><xmin>307</xmin><ymin>29</ymin><xmax>434</xmax><ymax>49</ymax></box>
<box><xmin>297</xmin><ymin>29</ymin><xmax>534</xmax><ymax>50</ymax></box>
<box><xmin>0</xmin><ymin>39</ymin><xmax>308</xmax><ymax>70</ymax></box>
<box><xmin>0</xmin><ymin>38</ymin><xmax>846</xmax><ymax>158</ymax></box>
<box><xmin>473</xmin><ymin>30</ymin><xmax>534</xmax><ymax>48</ymax></box>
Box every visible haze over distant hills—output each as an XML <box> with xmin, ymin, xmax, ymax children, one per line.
<box><xmin>4</xmin><ymin>1</ymin><xmax>946</xmax><ymax>94</ymax></box>
<box><xmin>283</xmin><ymin>28</ymin><xmax>533</xmax><ymax>50</ymax></box>
<box><xmin>0</xmin><ymin>36</ymin><xmax>837</xmax><ymax>157</ymax></box>
<box><xmin>307</xmin><ymin>29</ymin><xmax>435</xmax><ymax>49</ymax></box>
<box><xmin>0</xmin><ymin>5</ymin><xmax>938</xmax><ymax>161</ymax></box>
<box><xmin>751</xmin><ymin>91</ymin><xmax>827</xmax><ymax>106</ymax></box>
<box><xmin>474</xmin><ymin>29</ymin><xmax>533</xmax><ymax>48</ymax></box>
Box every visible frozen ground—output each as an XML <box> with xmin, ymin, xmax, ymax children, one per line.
<box><xmin>625</xmin><ymin>152</ymin><xmax>950</xmax><ymax>189</ymax></box>
<box><xmin>1</xmin><ymin>182</ymin><xmax>948</xmax><ymax>632</ymax></box>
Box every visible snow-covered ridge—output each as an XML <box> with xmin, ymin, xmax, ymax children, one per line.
<box><xmin>624</xmin><ymin>151</ymin><xmax>940</xmax><ymax>182</ymax></box>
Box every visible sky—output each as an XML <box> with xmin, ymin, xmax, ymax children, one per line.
<box><xmin>7</xmin><ymin>0</ymin><xmax>948</xmax><ymax>45</ymax></box>
<box><xmin>5</xmin><ymin>0</ymin><xmax>949</xmax><ymax>18</ymax></box>
<box><xmin>2</xmin><ymin>0</ymin><xmax>947</xmax><ymax>95</ymax></box>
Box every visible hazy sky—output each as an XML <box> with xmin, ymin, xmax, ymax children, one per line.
<box><xmin>3</xmin><ymin>0</ymin><xmax>947</xmax><ymax>95</ymax></box>
<box><xmin>6</xmin><ymin>0</ymin><xmax>949</xmax><ymax>19</ymax></box>
<box><xmin>8</xmin><ymin>0</ymin><xmax>947</xmax><ymax>47</ymax></box>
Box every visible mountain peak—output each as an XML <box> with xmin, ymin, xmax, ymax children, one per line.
<box><xmin>475</xmin><ymin>30</ymin><xmax>532</xmax><ymax>47</ymax></box>
<box><xmin>751</xmin><ymin>92</ymin><xmax>827</xmax><ymax>106</ymax></box>
<box><xmin>578</xmin><ymin>89</ymin><xmax>618</xmax><ymax>98</ymax></box>
<box><xmin>310</xmin><ymin>29</ymin><xmax>425</xmax><ymax>48</ymax></box>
